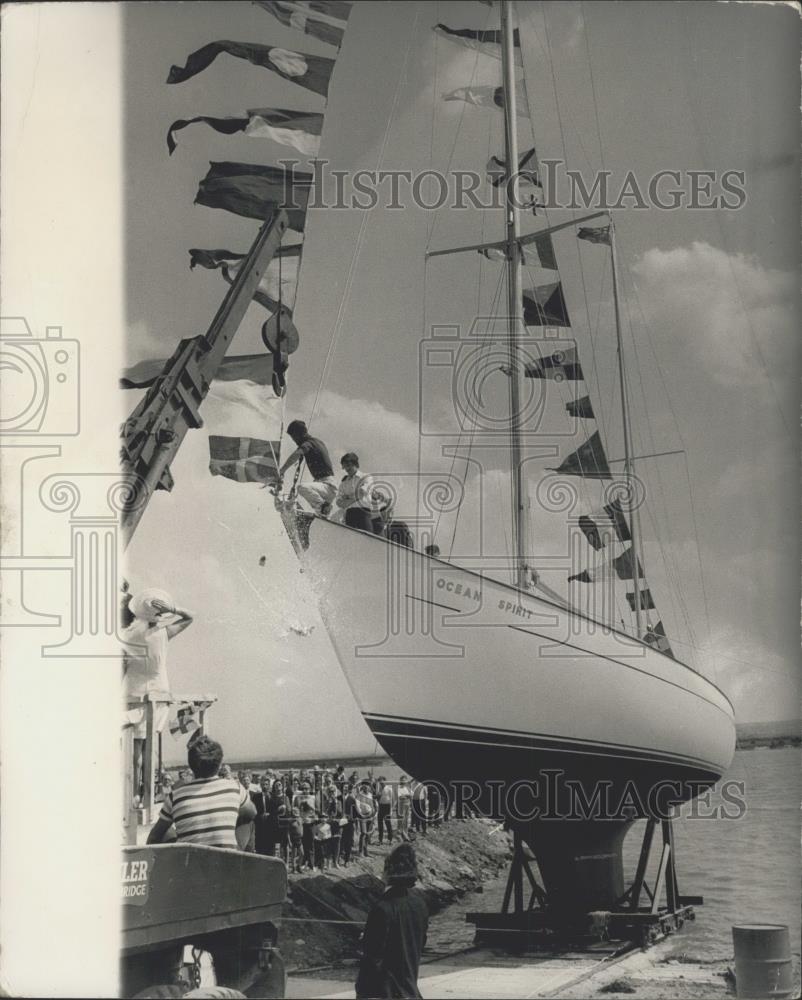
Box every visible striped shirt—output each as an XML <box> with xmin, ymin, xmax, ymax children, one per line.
<box><xmin>159</xmin><ymin>776</ymin><xmax>248</xmax><ymax>848</ymax></box>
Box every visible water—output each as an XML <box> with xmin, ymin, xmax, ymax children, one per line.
<box><xmin>661</xmin><ymin>747</ymin><xmax>801</xmax><ymax>962</ymax></box>
<box><xmin>236</xmin><ymin>748</ymin><xmax>801</xmax><ymax>965</ymax></box>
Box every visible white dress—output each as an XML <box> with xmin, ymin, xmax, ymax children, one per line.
<box><xmin>122</xmin><ymin>619</ymin><xmax>171</xmax><ymax>737</ymax></box>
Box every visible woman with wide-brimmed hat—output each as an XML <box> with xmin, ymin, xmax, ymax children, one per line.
<box><xmin>122</xmin><ymin>587</ymin><xmax>193</xmax><ymax>803</ymax></box>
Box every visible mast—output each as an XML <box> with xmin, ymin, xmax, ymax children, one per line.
<box><xmin>609</xmin><ymin>222</ymin><xmax>645</xmax><ymax>636</ymax></box>
<box><xmin>500</xmin><ymin>0</ymin><xmax>529</xmax><ymax>592</ymax></box>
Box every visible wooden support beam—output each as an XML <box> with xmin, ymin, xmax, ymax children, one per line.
<box><xmin>513</xmin><ymin>833</ymin><xmax>525</xmax><ymax>913</ymax></box>
<box><xmin>629</xmin><ymin>818</ymin><xmax>656</xmax><ymax>911</ymax></box>
<box><xmin>651</xmin><ymin>842</ymin><xmax>672</xmax><ymax>914</ymax></box>
<box><xmin>662</xmin><ymin>819</ymin><xmax>678</xmax><ymax>912</ymax></box>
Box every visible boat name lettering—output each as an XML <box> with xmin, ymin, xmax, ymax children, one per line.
<box><xmin>435</xmin><ymin>578</ymin><xmax>481</xmax><ymax>601</ymax></box>
<box><xmin>498</xmin><ymin>599</ymin><xmax>535</xmax><ymax>620</ymax></box>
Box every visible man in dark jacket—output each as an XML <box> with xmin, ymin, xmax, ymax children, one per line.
<box><xmin>251</xmin><ymin>774</ymin><xmax>274</xmax><ymax>856</ymax></box>
<box><xmin>356</xmin><ymin>843</ymin><xmax>429</xmax><ymax>999</ymax></box>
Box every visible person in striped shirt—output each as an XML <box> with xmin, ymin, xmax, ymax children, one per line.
<box><xmin>147</xmin><ymin>735</ymin><xmax>256</xmax><ymax>849</ymax></box>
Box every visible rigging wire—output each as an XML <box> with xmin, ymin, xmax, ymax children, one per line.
<box><xmin>519</xmin><ymin>7</ymin><xmax>632</xmax><ymax>626</ymax></box>
<box><xmin>309</xmin><ymin>5</ymin><xmax>422</xmax><ymax>428</ymax></box>
<box><xmin>419</xmin><ymin>0</ymin><xmax>488</xmax><ymax>529</ymax></box>
<box><xmin>512</xmin><ymin>15</ymin><xmax>595</xmax><ymax>512</ymax></box>
<box><xmin>539</xmin><ymin>7</ymin><xmax>601</xmax><ymax>404</ymax></box>
<box><xmin>618</xmin><ymin>277</ymin><xmax>701</xmax><ymax>667</ymax></box>
<box><xmin>446</xmin><ymin>271</ymin><xmax>507</xmax><ymax>558</ymax></box>
<box><xmin>426</xmin><ymin>267</ymin><xmax>505</xmax><ymax>554</ymax></box>
<box><xmin>614</xmin><ymin>259</ymin><xmax>688</xmax><ymax>635</ymax></box>
<box><xmin>678</xmin><ymin>6</ymin><xmax>793</xmax><ymax>443</ymax></box>
<box><xmin>588</xmin><ymin>260</ymin><xmax>610</xmax><ymax>446</ymax></box>
<box><xmin>425</xmin><ymin>4</ymin><xmax>493</xmax><ymax>253</ymax></box>
<box><xmin>580</xmin><ymin>1</ymin><xmax>606</xmax><ymax>174</ymax></box>
<box><xmin>531</xmin><ymin>10</ymin><xmax>713</xmax><ymax>645</ymax></box>
<box><xmin>626</xmin><ymin>260</ymin><xmax>713</xmax><ymax>654</ymax></box>
<box><xmin>423</xmin><ymin>1</ymin><xmax>502</xmax><ymax>555</ymax></box>
<box><xmin>419</xmin><ymin>0</ymin><xmax>438</xmax><ymax>529</ymax></box>
<box><xmin>615</xmin><ymin>225</ymin><xmax>714</xmax><ymax>659</ymax></box>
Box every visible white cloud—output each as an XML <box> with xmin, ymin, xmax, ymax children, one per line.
<box><xmin>697</xmin><ymin>627</ymin><xmax>800</xmax><ymax>723</ymax></box>
<box><xmin>631</xmin><ymin>241</ymin><xmax>797</xmax><ymax>387</ymax></box>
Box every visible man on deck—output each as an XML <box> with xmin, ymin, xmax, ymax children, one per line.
<box><xmin>147</xmin><ymin>735</ymin><xmax>256</xmax><ymax>848</ymax></box>
<box><xmin>279</xmin><ymin>419</ymin><xmax>337</xmax><ymax>516</ymax></box>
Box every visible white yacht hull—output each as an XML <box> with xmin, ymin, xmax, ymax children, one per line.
<box><xmin>289</xmin><ymin>514</ymin><xmax>735</xmax><ymax>819</ymax></box>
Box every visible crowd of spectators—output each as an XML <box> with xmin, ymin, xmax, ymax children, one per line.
<box><xmin>159</xmin><ymin>759</ymin><xmax>454</xmax><ymax>874</ymax></box>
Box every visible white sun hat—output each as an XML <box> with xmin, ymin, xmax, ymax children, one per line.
<box><xmin>129</xmin><ymin>587</ymin><xmax>174</xmax><ymax>621</ymax></box>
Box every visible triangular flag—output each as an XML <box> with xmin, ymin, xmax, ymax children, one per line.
<box><xmin>566</xmin><ymin>395</ymin><xmax>594</xmax><ymax>419</ymax></box>
<box><xmin>522</xmin><ymin>282</ymin><xmax>571</xmax><ymax>327</ymax></box>
<box><xmin>643</xmin><ymin>620</ymin><xmax>674</xmax><ymax>657</ymax></box>
<box><xmin>626</xmin><ymin>588</ymin><xmax>655</xmax><ymax>611</ymax></box>
<box><xmin>524</xmin><ymin>345</ymin><xmax>582</xmax><ymax>380</ymax></box>
<box><xmin>578</xmin><ymin>498</ymin><xmax>631</xmax><ymax>550</ymax></box>
<box><xmin>549</xmin><ymin>431</ymin><xmax>612</xmax><ymax>480</ymax></box>
<box><xmin>611</xmin><ymin>546</ymin><xmax>643</xmax><ymax>581</ymax></box>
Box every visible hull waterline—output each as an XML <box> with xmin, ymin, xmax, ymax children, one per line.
<box><xmin>284</xmin><ymin>512</ymin><xmax>736</xmax><ymax>910</ymax></box>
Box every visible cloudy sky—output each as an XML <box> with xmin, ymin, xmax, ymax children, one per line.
<box><xmin>118</xmin><ymin>1</ymin><xmax>800</xmax><ymax>762</ymax></box>
<box><xmin>0</xmin><ymin>4</ymin><xmax>798</xmax><ymax>992</ymax></box>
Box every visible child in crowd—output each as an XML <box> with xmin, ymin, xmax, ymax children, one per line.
<box><xmin>313</xmin><ymin>814</ymin><xmax>332</xmax><ymax>870</ymax></box>
<box><xmin>287</xmin><ymin>807</ymin><xmax>304</xmax><ymax>874</ymax></box>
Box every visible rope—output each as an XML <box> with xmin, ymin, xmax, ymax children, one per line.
<box><xmin>281</xmin><ymin>916</ymin><xmax>364</xmax><ymax>927</ymax></box>
<box><xmin>581</xmin><ymin>2</ymin><xmax>607</xmax><ymax>174</ymax></box>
